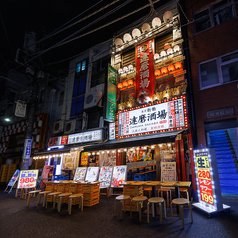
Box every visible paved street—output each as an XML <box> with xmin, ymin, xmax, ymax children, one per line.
<box><xmin>0</xmin><ymin>189</ymin><xmax>237</xmax><ymax>238</ymax></box>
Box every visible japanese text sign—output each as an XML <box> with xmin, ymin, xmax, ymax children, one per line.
<box><xmin>17</xmin><ymin>170</ymin><xmax>38</xmax><ymax>189</ymax></box>
<box><xmin>74</xmin><ymin>167</ymin><xmax>87</xmax><ymax>182</ymax></box>
<box><xmin>80</xmin><ymin>152</ymin><xmax>88</xmax><ymax>166</ymax></box>
<box><xmin>161</xmin><ymin>162</ymin><xmax>176</xmax><ymax>181</ymax></box>
<box><xmin>68</xmin><ymin>129</ymin><xmax>102</xmax><ymax>144</ymax></box>
<box><xmin>136</xmin><ymin>39</ymin><xmax>154</xmax><ymax>104</ymax></box>
<box><xmin>117</xmin><ymin>98</ymin><xmax>185</xmax><ymax>137</ymax></box>
<box><xmin>195</xmin><ymin>151</ymin><xmax>214</xmax><ymax>206</ymax></box>
<box><xmin>99</xmin><ymin>167</ymin><xmax>113</xmax><ymax>188</ymax></box>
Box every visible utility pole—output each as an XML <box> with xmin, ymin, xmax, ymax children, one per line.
<box><xmin>20</xmin><ymin>68</ymin><xmax>39</xmax><ymax>170</ymax></box>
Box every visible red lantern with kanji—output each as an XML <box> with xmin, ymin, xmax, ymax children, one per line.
<box><xmin>155</xmin><ymin>69</ymin><xmax>161</xmax><ymax>77</ymax></box>
<box><xmin>122</xmin><ymin>81</ymin><xmax>128</xmax><ymax>87</ymax></box>
<box><xmin>161</xmin><ymin>67</ymin><xmax>168</xmax><ymax>74</ymax></box>
<box><xmin>168</xmin><ymin>64</ymin><xmax>175</xmax><ymax>72</ymax></box>
<box><xmin>117</xmin><ymin>83</ymin><xmax>122</xmax><ymax>89</ymax></box>
<box><xmin>175</xmin><ymin>61</ymin><xmax>182</xmax><ymax>70</ymax></box>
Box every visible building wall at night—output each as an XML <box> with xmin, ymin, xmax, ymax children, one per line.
<box><xmin>184</xmin><ymin>0</ymin><xmax>238</xmax><ymax>147</ymax></box>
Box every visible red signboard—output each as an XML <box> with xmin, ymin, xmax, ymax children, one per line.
<box><xmin>136</xmin><ymin>39</ymin><xmax>154</xmax><ymax>104</ymax></box>
<box><xmin>60</xmin><ymin>136</ymin><xmax>68</xmax><ymax>145</ymax></box>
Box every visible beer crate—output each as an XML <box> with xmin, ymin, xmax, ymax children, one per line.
<box><xmin>83</xmin><ymin>197</ymin><xmax>99</xmax><ymax>207</ymax></box>
<box><xmin>82</xmin><ymin>182</ymin><xmax>100</xmax><ymax>193</ymax></box>
<box><xmin>123</xmin><ymin>185</ymin><xmax>143</xmax><ymax>197</ymax></box>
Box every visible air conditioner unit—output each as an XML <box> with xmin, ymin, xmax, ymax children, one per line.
<box><xmin>84</xmin><ymin>89</ymin><xmax>102</xmax><ymax>109</ymax></box>
<box><xmin>64</xmin><ymin>120</ymin><xmax>81</xmax><ymax>134</ymax></box>
<box><xmin>53</xmin><ymin>120</ymin><xmax>64</xmax><ymax>134</ymax></box>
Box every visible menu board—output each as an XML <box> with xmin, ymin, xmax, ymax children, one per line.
<box><xmin>111</xmin><ymin>165</ymin><xmax>127</xmax><ymax>187</ymax></box>
<box><xmin>161</xmin><ymin>162</ymin><xmax>176</xmax><ymax>181</ymax></box>
<box><xmin>195</xmin><ymin>151</ymin><xmax>214</xmax><ymax>206</ymax></box>
<box><xmin>85</xmin><ymin>167</ymin><xmax>99</xmax><ymax>182</ymax></box>
<box><xmin>99</xmin><ymin>167</ymin><xmax>113</xmax><ymax>188</ymax></box>
<box><xmin>73</xmin><ymin>167</ymin><xmax>87</xmax><ymax>182</ymax></box>
<box><xmin>81</xmin><ymin>152</ymin><xmax>89</xmax><ymax>166</ymax></box>
<box><xmin>7</xmin><ymin>169</ymin><xmax>20</xmax><ymax>187</ymax></box>
<box><xmin>62</xmin><ymin>152</ymin><xmax>78</xmax><ymax>170</ymax></box>
<box><xmin>17</xmin><ymin>170</ymin><xmax>39</xmax><ymax>189</ymax></box>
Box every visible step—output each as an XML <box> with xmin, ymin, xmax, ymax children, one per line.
<box><xmin>209</xmin><ymin>131</ymin><xmax>226</xmax><ymax>135</ymax></box>
<box><xmin>219</xmin><ymin>179</ymin><xmax>238</xmax><ymax>187</ymax></box>
<box><xmin>219</xmin><ymin>174</ymin><xmax>238</xmax><ymax>180</ymax></box>
<box><xmin>214</xmin><ymin>147</ymin><xmax>231</xmax><ymax>152</ymax></box>
<box><xmin>218</xmin><ymin>168</ymin><xmax>237</xmax><ymax>174</ymax></box>
<box><xmin>215</xmin><ymin>151</ymin><xmax>232</xmax><ymax>155</ymax></box>
<box><xmin>221</xmin><ymin>186</ymin><xmax>238</xmax><ymax>195</ymax></box>
<box><xmin>210</xmin><ymin>142</ymin><xmax>229</xmax><ymax>147</ymax></box>
<box><xmin>216</xmin><ymin>154</ymin><xmax>234</xmax><ymax>160</ymax></box>
<box><xmin>209</xmin><ymin>137</ymin><xmax>227</xmax><ymax>141</ymax></box>
<box><xmin>217</xmin><ymin>163</ymin><xmax>235</xmax><ymax>168</ymax></box>
<box><xmin>216</xmin><ymin>158</ymin><xmax>235</xmax><ymax>164</ymax></box>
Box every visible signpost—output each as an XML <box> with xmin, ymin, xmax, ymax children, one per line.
<box><xmin>4</xmin><ymin>169</ymin><xmax>20</xmax><ymax>193</ymax></box>
<box><xmin>192</xmin><ymin>148</ymin><xmax>230</xmax><ymax>216</ymax></box>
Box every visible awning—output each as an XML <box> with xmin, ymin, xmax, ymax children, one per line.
<box><xmin>32</xmin><ymin>147</ymin><xmax>71</xmax><ymax>156</ymax></box>
<box><xmin>83</xmin><ymin>130</ymin><xmax>185</xmax><ymax>151</ymax></box>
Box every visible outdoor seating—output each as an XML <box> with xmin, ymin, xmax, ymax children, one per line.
<box><xmin>147</xmin><ymin>197</ymin><xmax>166</xmax><ymax>224</ymax></box>
<box><xmin>170</xmin><ymin>198</ymin><xmax>193</xmax><ymax>229</ymax></box>
<box><xmin>45</xmin><ymin>191</ymin><xmax>62</xmax><ymax>209</ymax></box>
<box><xmin>130</xmin><ymin>196</ymin><xmax>148</xmax><ymax>222</ymax></box>
<box><xmin>157</xmin><ymin>187</ymin><xmax>172</xmax><ymax>207</ymax></box>
<box><xmin>26</xmin><ymin>190</ymin><xmax>41</xmax><ymax>207</ymax></box>
<box><xmin>68</xmin><ymin>193</ymin><xmax>84</xmax><ymax>214</ymax></box>
<box><xmin>179</xmin><ymin>188</ymin><xmax>189</xmax><ymax>200</ymax></box>
<box><xmin>114</xmin><ymin>195</ymin><xmax>131</xmax><ymax>220</ymax></box>
<box><xmin>57</xmin><ymin>193</ymin><xmax>72</xmax><ymax>212</ymax></box>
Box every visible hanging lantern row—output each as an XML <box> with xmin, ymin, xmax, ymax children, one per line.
<box><xmin>154</xmin><ymin>45</ymin><xmax>180</xmax><ymax>61</ymax></box>
<box><xmin>155</xmin><ymin>62</ymin><xmax>183</xmax><ymax>76</ymax></box>
<box><xmin>118</xmin><ymin>64</ymin><xmax>135</xmax><ymax>75</ymax></box>
<box><xmin>117</xmin><ymin>79</ymin><xmax>135</xmax><ymax>90</ymax></box>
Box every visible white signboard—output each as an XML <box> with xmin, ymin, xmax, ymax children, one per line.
<box><xmin>17</xmin><ymin>170</ymin><xmax>39</xmax><ymax>189</ymax></box>
<box><xmin>109</xmin><ymin>122</ymin><xmax>115</xmax><ymax>140</ymax></box>
<box><xmin>161</xmin><ymin>162</ymin><xmax>176</xmax><ymax>181</ymax></box>
<box><xmin>15</xmin><ymin>101</ymin><xmax>27</xmax><ymax>117</ymax></box>
<box><xmin>111</xmin><ymin>165</ymin><xmax>127</xmax><ymax>187</ymax></box>
<box><xmin>85</xmin><ymin>167</ymin><xmax>99</xmax><ymax>182</ymax></box>
<box><xmin>68</xmin><ymin>129</ymin><xmax>102</xmax><ymax>144</ymax></box>
<box><xmin>73</xmin><ymin>167</ymin><xmax>87</xmax><ymax>182</ymax></box>
<box><xmin>118</xmin><ymin>98</ymin><xmax>184</xmax><ymax>137</ymax></box>
<box><xmin>99</xmin><ymin>166</ymin><xmax>113</xmax><ymax>188</ymax></box>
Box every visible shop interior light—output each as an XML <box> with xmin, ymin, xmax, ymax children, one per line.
<box><xmin>107</xmin><ymin>151</ymin><xmax>110</xmax><ymax>153</ymax></box>
<box><xmin>151</xmin><ymin>145</ymin><xmax>155</xmax><ymax>149</ymax></box>
<box><xmin>168</xmin><ymin>143</ymin><xmax>171</xmax><ymax>147</ymax></box>
<box><xmin>96</xmin><ymin>152</ymin><xmax>99</xmax><ymax>155</ymax></box>
<box><xmin>159</xmin><ymin>144</ymin><xmax>162</xmax><ymax>147</ymax></box>
<box><xmin>92</xmin><ymin>152</ymin><xmax>95</xmax><ymax>155</ymax></box>
<box><xmin>88</xmin><ymin>153</ymin><xmax>91</xmax><ymax>156</ymax></box>
<box><xmin>118</xmin><ymin>149</ymin><xmax>121</xmax><ymax>152</ymax></box>
<box><xmin>124</xmin><ymin>148</ymin><xmax>127</xmax><ymax>151</ymax></box>
<box><xmin>102</xmin><ymin>151</ymin><xmax>105</xmax><ymax>154</ymax></box>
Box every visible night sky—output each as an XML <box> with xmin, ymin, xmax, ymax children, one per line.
<box><xmin>0</xmin><ymin>0</ymin><xmax>165</xmax><ymax>76</ymax></box>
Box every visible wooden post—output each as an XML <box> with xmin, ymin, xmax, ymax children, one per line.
<box><xmin>180</xmin><ymin>138</ymin><xmax>186</xmax><ymax>181</ymax></box>
<box><xmin>175</xmin><ymin>140</ymin><xmax>181</xmax><ymax>181</ymax></box>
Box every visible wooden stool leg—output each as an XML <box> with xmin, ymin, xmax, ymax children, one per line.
<box><xmin>166</xmin><ymin>191</ymin><xmax>169</xmax><ymax>207</ymax></box>
<box><xmin>53</xmin><ymin>195</ymin><xmax>57</xmax><ymax>209</ymax></box>
<box><xmin>106</xmin><ymin>187</ymin><xmax>109</xmax><ymax>200</ymax></box>
<box><xmin>114</xmin><ymin>199</ymin><xmax>117</xmax><ymax>216</ymax></box>
<box><xmin>171</xmin><ymin>202</ymin><xmax>173</xmax><ymax>223</ymax></box>
<box><xmin>120</xmin><ymin>201</ymin><xmax>123</xmax><ymax>220</ymax></box>
<box><xmin>163</xmin><ymin>200</ymin><xmax>166</xmax><ymax>219</ymax></box>
<box><xmin>27</xmin><ymin>193</ymin><xmax>31</xmax><ymax>207</ymax></box>
<box><xmin>37</xmin><ymin>193</ymin><xmax>41</xmax><ymax>206</ymax></box>
<box><xmin>24</xmin><ymin>189</ymin><xmax>28</xmax><ymax>199</ymax></box>
<box><xmin>58</xmin><ymin>197</ymin><xmax>62</xmax><ymax>212</ymax></box>
<box><xmin>15</xmin><ymin>189</ymin><xmax>19</xmax><ymax>198</ymax></box>
<box><xmin>123</xmin><ymin>200</ymin><xmax>126</xmax><ymax>212</ymax></box>
<box><xmin>147</xmin><ymin>202</ymin><xmax>150</xmax><ymax>223</ymax></box>
<box><xmin>68</xmin><ymin>198</ymin><xmax>72</xmax><ymax>215</ymax></box>
<box><xmin>159</xmin><ymin>203</ymin><xmax>162</xmax><ymax>224</ymax></box>
<box><xmin>152</xmin><ymin>203</ymin><xmax>155</xmax><ymax>218</ymax></box>
<box><xmin>139</xmin><ymin>201</ymin><xmax>142</xmax><ymax>222</ymax></box>
<box><xmin>130</xmin><ymin>200</ymin><xmax>132</xmax><ymax>219</ymax></box>
<box><xmin>81</xmin><ymin>196</ymin><xmax>83</xmax><ymax>211</ymax></box>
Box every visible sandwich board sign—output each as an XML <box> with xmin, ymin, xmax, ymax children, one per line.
<box><xmin>4</xmin><ymin>169</ymin><xmax>20</xmax><ymax>193</ymax></box>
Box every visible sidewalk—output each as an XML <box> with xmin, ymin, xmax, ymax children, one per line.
<box><xmin>0</xmin><ymin>189</ymin><xmax>237</xmax><ymax>238</ymax></box>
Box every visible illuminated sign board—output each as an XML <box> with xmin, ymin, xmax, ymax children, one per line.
<box><xmin>194</xmin><ymin>150</ymin><xmax>214</xmax><ymax>206</ymax></box>
<box><xmin>68</xmin><ymin>129</ymin><xmax>102</xmax><ymax>144</ymax></box>
<box><xmin>117</xmin><ymin>96</ymin><xmax>187</xmax><ymax>138</ymax></box>
<box><xmin>17</xmin><ymin>170</ymin><xmax>39</xmax><ymax>189</ymax></box>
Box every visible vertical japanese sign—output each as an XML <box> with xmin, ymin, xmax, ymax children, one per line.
<box><xmin>17</xmin><ymin>170</ymin><xmax>38</xmax><ymax>188</ymax></box>
<box><xmin>106</xmin><ymin>64</ymin><xmax>117</xmax><ymax>121</ymax></box>
<box><xmin>195</xmin><ymin>151</ymin><xmax>214</xmax><ymax>206</ymax></box>
<box><xmin>80</xmin><ymin>152</ymin><xmax>88</xmax><ymax>166</ymax></box>
<box><xmin>161</xmin><ymin>162</ymin><xmax>176</xmax><ymax>181</ymax></box>
<box><xmin>136</xmin><ymin>39</ymin><xmax>154</xmax><ymax>104</ymax></box>
<box><xmin>22</xmin><ymin>139</ymin><xmax>32</xmax><ymax>162</ymax></box>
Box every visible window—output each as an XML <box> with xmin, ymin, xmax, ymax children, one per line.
<box><xmin>199</xmin><ymin>50</ymin><xmax>238</xmax><ymax>89</ymax></box>
<box><xmin>73</xmin><ymin>76</ymin><xmax>86</xmax><ymax>97</ymax></box>
<box><xmin>194</xmin><ymin>0</ymin><xmax>235</xmax><ymax>34</ymax></box>
<box><xmin>91</xmin><ymin>57</ymin><xmax>110</xmax><ymax>88</ymax></box>
<box><xmin>87</xmin><ymin>110</ymin><xmax>103</xmax><ymax>129</ymax></box>
<box><xmin>59</xmin><ymin>91</ymin><xmax>64</xmax><ymax>106</ymax></box>
<box><xmin>76</xmin><ymin>59</ymin><xmax>88</xmax><ymax>77</ymax></box>
<box><xmin>70</xmin><ymin>96</ymin><xmax>84</xmax><ymax>117</ymax></box>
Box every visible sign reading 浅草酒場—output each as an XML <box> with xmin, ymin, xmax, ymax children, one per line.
<box><xmin>117</xmin><ymin>97</ymin><xmax>186</xmax><ymax>137</ymax></box>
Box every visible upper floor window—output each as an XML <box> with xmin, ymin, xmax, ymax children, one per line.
<box><xmin>199</xmin><ymin>50</ymin><xmax>238</xmax><ymax>89</ymax></box>
<box><xmin>194</xmin><ymin>0</ymin><xmax>235</xmax><ymax>34</ymax></box>
<box><xmin>76</xmin><ymin>59</ymin><xmax>88</xmax><ymax>77</ymax></box>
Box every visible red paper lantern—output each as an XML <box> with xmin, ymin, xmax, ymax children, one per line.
<box><xmin>175</xmin><ymin>61</ymin><xmax>182</xmax><ymax>70</ymax></box>
<box><xmin>161</xmin><ymin>67</ymin><xmax>168</xmax><ymax>74</ymax></box>
<box><xmin>128</xmin><ymin>79</ymin><xmax>134</xmax><ymax>86</ymax></box>
<box><xmin>155</xmin><ymin>69</ymin><xmax>161</xmax><ymax>77</ymax></box>
<box><xmin>122</xmin><ymin>81</ymin><xmax>128</xmax><ymax>87</ymax></box>
<box><xmin>117</xmin><ymin>83</ymin><xmax>122</xmax><ymax>89</ymax></box>
<box><xmin>168</xmin><ymin>64</ymin><xmax>175</xmax><ymax>72</ymax></box>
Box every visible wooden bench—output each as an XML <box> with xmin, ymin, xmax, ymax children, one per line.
<box><xmin>68</xmin><ymin>193</ymin><xmax>83</xmax><ymax>214</ymax></box>
<box><xmin>26</xmin><ymin>190</ymin><xmax>41</xmax><ymax>207</ymax></box>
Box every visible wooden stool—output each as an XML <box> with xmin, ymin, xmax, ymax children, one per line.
<box><xmin>147</xmin><ymin>197</ymin><xmax>166</xmax><ymax>224</ymax></box>
<box><xmin>26</xmin><ymin>190</ymin><xmax>41</xmax><ymax>207</ymax></box>
<box><xmin>143</xmin><ymin>187</ymin><xmax>152</xmax><ymax>198</ymax></box>
<box><xmin>68</xmin><ymin>193</ymin><xmax>84</xmax><ymax>214</ymax></box>
<box><xmin>114</xmin><ymin>195</ymin><xmax>131</xmax><ymax>220</ymax></box>
<box><xmin>45</xmin><ymin>192</ymin><xmax>62</xmax><ymax>209</ymax></box>
<box><xmin>179</xmin><ymin>188</ymin><xmax>189</xmax><ymax>200</ymax></box>
<box><xmin>130</xmin><ymin>196</ymin><xmax>148</xmax><ymax>222</ymax></box>
<box><xmin>58</xmin><ymin>193</ymin><xmax>72</xmax><ymax>212</ymax></box>
<box><xmin>37</xmin><ymin>191</ymin><xmax>52</xmax><ymax>207</ymax></box>
<box><xmin>171</xmin><ymin>198</ymin><xmax>193</xmax><ymax>229</ymax></box>
<box><xmin>157</xmin><ymin>187</ymin><xmax>172</xmax><ymax>207</ymax></box>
